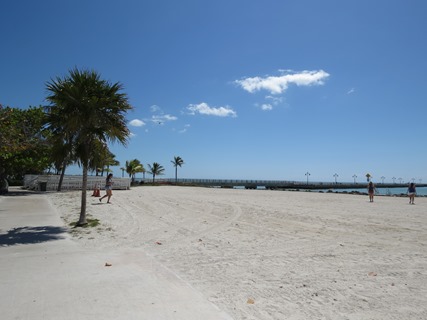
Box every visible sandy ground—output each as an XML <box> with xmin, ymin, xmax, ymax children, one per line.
<box><xmin>48</xmin><ymin>186</ymin><xmax>427</xmax><ymax>320</ymax></box>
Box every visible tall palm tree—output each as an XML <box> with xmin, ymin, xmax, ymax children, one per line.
<box><xmin>45</xmin><ymin>67</ymin><xmax>132</xmax><ymax>226</ymax></box>
<box><xmin>147</xmin><ymin>162</ymin><xmax>165</xmax><ymax>184</ymax></box>
<box><xmin>171</xmin><ymin>156</ymin><xmax>184</xmax><ymax>184</ymax></box>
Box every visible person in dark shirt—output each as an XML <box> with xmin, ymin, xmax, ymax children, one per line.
<box><xmin>367</xmin><ymin>181</ymin><xmax>376</xmax><ymax>202</ymax></box>
<box><xmin>407</xmin><ymin>183</ymin><xmax>416</xmax><ymax>205</ymax></box>
<box><xmin>99</xmin><ymin>173</ymin><xmax>113</xmax><ymax>204</ymax></box>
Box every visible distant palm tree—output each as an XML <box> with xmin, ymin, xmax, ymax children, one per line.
<box><xmin>171</xmin><ymin>156</ymin><xmax>184</xmax><ymax>184</ymax></box>
<box><xmin>126</xmin><ymin>159</ymin><xmax>144</xmax><ymax>183</ymax></box>
<box><xmin>45</xmin><ymin>67</ymin><xmax>132</xmax><ymax>226</ymax></box>
<box><xmin>147</xmin><ymin>162</ymin><xmax>165</xmax><ymax>183</ymax></box>
<box><xmin>103</xmin><ymin>151</ymin><xmax>120</xmax><ymax>175</ymax></box>
<box><xmin>48</xmin><ymin>133</ymin><xmax>75</xmax><ymax>191</ymax></box>
<box><xmin>120</xmin><ymin>167</ymin><xmax>126</xmax><ymax>177</ymax></box>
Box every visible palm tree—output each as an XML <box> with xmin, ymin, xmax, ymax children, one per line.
<box><xmin>125</xmin><ymin>159</ymin><xmax>144</xmax><ymax>183</ymax></box>
<box><xmin>171</xmin><ymin>156</ymin><xmax>184</xmax><ymax>184</ymax></box>
<box><xmin>101</xmin><ymin>151</ymin><xmax>120</xmax><ymax>176</ymax></box>
<box><xmin>45</xmin><ymin>67</ymin><xmax>132</xmax><ymax>226</ymax></box>
<box><xmin>44</xmin><ymin>100</ymin><xmax>78</xmax><ymax>191</ymax></box>
<box><xmin>88</xmin><ymin>140</ymin><xmax>109</xmax><ymax>176</ymax></box>
<box><xmin>48</xmin><ymin>133</ymin><xmax>75</xmax><ymax>191</ymax></box>
<box><xmin>147</xmin><ymin>162</ymin><xmax>165</xmax><ymax>183</ymax></box>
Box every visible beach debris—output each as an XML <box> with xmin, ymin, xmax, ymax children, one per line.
<box><xmin>198</xmin><ymin>239</ymin><xmax>203</xmax><ymax>242</ymax></box>
<box><xmin>105</xmin><ymin>262</ymin><xmax>112</xmax><ymax>267</ymax></box>
<box><xmin>368</xmin><ymin>271</ymin><xmax>377</xmax><ymax>277</ymax></box>
<box><xmin>155</xmin><ymin>241</ymin><xmax>162</xmax><ymax>245</ymax></box>
<box><xmin>247</xmin><ymin>298</ymin><xmax>255</xmax><ymax>304</ymax></box>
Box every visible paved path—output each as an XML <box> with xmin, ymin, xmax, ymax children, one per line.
<box><xmin>0</xmin><ymin>188</ymin><xmax>233</xmax><ymax>320</ymax></box>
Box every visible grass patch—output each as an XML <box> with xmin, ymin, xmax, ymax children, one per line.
<box><xmin>69</xmin><ymin>218</ymin><xmax>100</xmax><ymax>228</ymax></box>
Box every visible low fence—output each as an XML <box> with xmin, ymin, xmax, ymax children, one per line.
<box><xmin>24</xmin><ymin>174</ymin><xmax>131</xmax><ymax>191</ymax></box>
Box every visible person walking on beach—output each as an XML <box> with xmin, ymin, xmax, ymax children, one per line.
<box><xmin>367</xmin><ymin>181</ymin><xmax>376</xmax><ymax>202</ymax></box>
<box><xmin>99</xmin><ymin>173</ymin><xmax>113</xmax><ymax>204</ymax></box>
<box><xmin>407</xmin><ymin>182</ymin><xmax>416</xmax><ymax>204</ymax></box>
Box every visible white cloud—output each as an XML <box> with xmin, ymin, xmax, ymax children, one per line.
<box><xmin>152</xmin><ymin>114</ymin><xmax>178</xmax><ymax>124</ymax></box>
<box><xmin>347</xmin><ymin>88</ymin><xmax>355</xmax><ymax>94</ymax></box>
<box><xmin>146</xmin><ymin>104</ymin><xmax>179</xmax><ymax>125</ymax></box>
<box><xmin>129</xmin><ymin>119</ymin><xmax>145</xmax><ymax>127</ymax></box>
<box><xmin>187</xmin><ymin>102</ymin><xmax>237</xmax><ymax>117</ymax></box>
<box><xmin>179</xmin><ymin>124</ymin><xmax>190</xmax><ymax>133</ymax></box>
<box><xmin>150</xmin><ymin>105</ymin><xmax>161</xmax><ymax>112</ymax></box>
<box><xmin>265</xmin><ymin>95</ymin><xmax>283</xmax><ymax>105</ymax></box>
<box><xmin>235</xmin><ymin>69</ymin><xmax>330</xmax><ymax>95</ymax></box>
<box><xmin>261</xmin><ymin>104</ymin><xmax>273</xmax><ymax>111</ymax></box>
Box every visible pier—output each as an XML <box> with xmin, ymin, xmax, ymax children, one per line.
<box><xmin>150</xmin><ymin>178</ymin><xmax>426</xmax><ymax>190</ymax></box>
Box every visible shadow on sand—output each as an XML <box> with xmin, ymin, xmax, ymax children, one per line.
<box><xmin>0</xmin><ymin>189</ymin><xmax>38</xmax><ymax>197</ymax></box>
<box><xmin>0</xmin><ymin>226</ymin><xmax>68</xmax><ymax>246</ymax></box>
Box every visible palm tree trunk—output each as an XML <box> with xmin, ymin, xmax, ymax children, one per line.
<box><xmin>57</xmin><ymin>161</ymin><xmax>67</xmax><ymax>191</ymax></box>
<box><xmin>77</xmin><ymin>164</ymin><xmax>89</xmax><ymax>226</ymax></box>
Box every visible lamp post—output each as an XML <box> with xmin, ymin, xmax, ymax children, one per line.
<box><xmin>333</xmin><ymin>173</ymin><xmax>338</xmax><ymax>184</ymax></box>
<box><xmin>305</xmin><ymin>172</ymin><xmax>310</xmax><ymax>185</ymax></box>
<box><xmin>352</xmin><ymin>174</ymin><xmax>357</xmax><ymax>184</ymax></box>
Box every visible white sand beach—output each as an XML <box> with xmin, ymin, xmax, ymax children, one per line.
<box><xmin>48</xmin><ymin>186</ymin><xmax>427</xmax><ymax>320</ymax></box>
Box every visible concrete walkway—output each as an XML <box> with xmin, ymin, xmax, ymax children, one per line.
<box><xmin>0</xmin><ymin>188</ymin><xmax>233</xmax><ymax>320</ymax></box>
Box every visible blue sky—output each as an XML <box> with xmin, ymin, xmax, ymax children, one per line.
<box><xmin>1</xmin><ymin>0</ymin><xmax>426</xmax><ymax>183</ymax></box>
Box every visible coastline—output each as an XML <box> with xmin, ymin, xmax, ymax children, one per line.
<box><xmin>47</xmin><ymin>186</ymin><xmax>427</xmax><ymax>319</ymax></box>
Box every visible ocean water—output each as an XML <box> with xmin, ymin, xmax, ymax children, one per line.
<box><xmin>314</xmin><ymin>187</ymin><xmax>427</xmax><ymax>196</ymax></box>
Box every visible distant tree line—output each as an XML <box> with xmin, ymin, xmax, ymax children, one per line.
<box><xmin>122</xmin><ymin>156</ymin><xmax>184</xmax><ymax>184</ymax></box>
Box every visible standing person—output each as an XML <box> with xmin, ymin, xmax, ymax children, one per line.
<box><xmin>367</xmin><ymin>181</ymin><xmax>376</xmax><ymax>202</ymax></box>
<box><xmin>407</xmin><ymin>183</ymin><xmax>416</xmax><ymax>204</ymax></box>
<box><xmin>99</xmin><ymin>173</ymin><xmax>113</xmax><ymax>204</ymax></box>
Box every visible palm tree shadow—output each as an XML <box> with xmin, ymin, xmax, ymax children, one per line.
<box><xmin>0</xmin><ymin>226</ymin><xmax>68</xmax><ymax>246</ymax></box>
